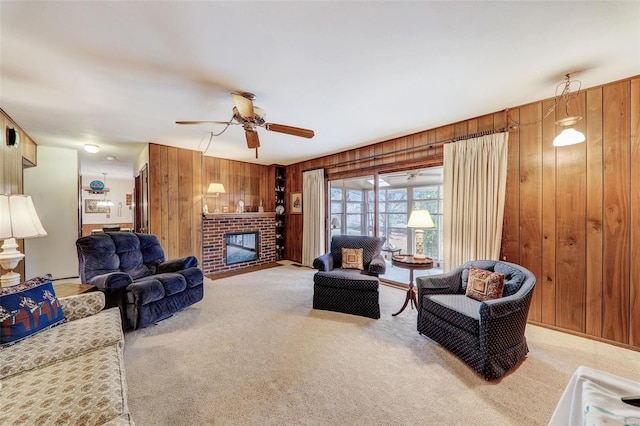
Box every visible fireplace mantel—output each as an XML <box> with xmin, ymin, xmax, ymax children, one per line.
<box><xmin>203</xmin><ymin>212</ymin><xmax>275</xmax><ymax>219</ymax></box>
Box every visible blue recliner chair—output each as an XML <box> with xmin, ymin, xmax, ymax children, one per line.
<box><xmin>312</xmin><ymin>235</ymin><xmax>386</xmax><ymax>319</ymax></box>
<box><xmin>76</xmin><ymin>232</ymin><xmax>204</xmax><ymax>329</ymax></box>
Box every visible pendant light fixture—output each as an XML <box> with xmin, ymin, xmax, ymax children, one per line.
<box><xmin>547</xmin><ymin>74</ymin><xmax>585</xmax><ymax>147</ymax></box>
<box><xmin>97</xmin><ymin>173</ymin><xmax>114</xmax><ymax>207</ymax></box>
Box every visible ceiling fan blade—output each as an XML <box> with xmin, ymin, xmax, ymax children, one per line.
<box><xmin>231</xmin><ymin>93</ymin><xmax>255</xmax><ymax>119</ymax></box>
<box><xmin>176</xmin><ymin>120</ymin><xmax>230</xmax><ymax>125</ymax></box>
<box><xmin>245</xmin><ymin>129</ymin><xmax>260</xmax><ymax>149</ymax></box>
<box><xmin>265</xmin><ymin>123</ymin><xmax>315</xmax><ymax>139</ymax></box>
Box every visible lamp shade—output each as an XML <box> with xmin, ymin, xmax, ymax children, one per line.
<box><xmin>0</xmin><ymin>195</ymin><xmax>48</xmax><ymax>239</ymax></box>
<box><xmin>330</xmin><ymin>218</ymin><xmax>340</xmax><ymax>229</ymax></box>
<box><xmin>407</xmin><ymin>210</ymin><xmax>435</xmax><ymax>229</ymax></box>
<box><xmin>553</xmin><ymin>128</ymin><xmax>586</xmax><ymax>147</ymax></box>
<box><xmin>207</xmin><ymin>183</ymin><xmax>226</xmax><ymax>194</ymax></box>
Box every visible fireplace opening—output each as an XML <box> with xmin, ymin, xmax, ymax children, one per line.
<box><xmin>225</xmin><ymin>231</ymin><xmax>259</xmax><ymax>265</ymax></box>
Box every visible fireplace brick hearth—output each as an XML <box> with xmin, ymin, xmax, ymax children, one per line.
<box><xmin>202</xmin><ymin>212</ymin><xmax>276</xmax><ymax>275</ymax></box>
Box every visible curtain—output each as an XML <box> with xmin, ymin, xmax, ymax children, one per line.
<box><xmin>302</xmin><ymin>169</ymin><xmax>325</xmax><ymax>267</ymax></box>
<box><xmin>443</xmin><ymin>132</ymin><xmax>508</xmax><ymax>272</ymax></box>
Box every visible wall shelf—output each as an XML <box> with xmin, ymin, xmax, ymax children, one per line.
<box><xmin>275</xmin><ymin>166</ymin><xmax>286</xmax><ymax>260</ymax></box>
<box><xmin>83</xmin><ymin>186</ymin><xmax>110</xmax><ymax>195</ymax></box>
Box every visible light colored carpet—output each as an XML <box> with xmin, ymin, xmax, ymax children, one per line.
<box><xmin>124</xmin><ymin>262</ymin><xmax>640</xmax><ymax>425</ymax></box>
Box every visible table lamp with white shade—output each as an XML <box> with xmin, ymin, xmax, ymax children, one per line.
<box><xmin>0</xmin><ymin>194</ymin><xmax>48</xmax><ymax>287</ymax></box>
<box><xmin>407</xmin><ymin>209</ymin><xmax>435</xmax><ymax>260</ymax></box>
<box><xmin>205</xmin><ymin>183</ymin><xmax>226</xmax><ymax>213</ymax></box>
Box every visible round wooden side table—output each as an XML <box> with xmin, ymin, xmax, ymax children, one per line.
<box><xmin>391</xmin><ymin>254</ymin><xmax>434</xmax><ymax>316</ymax></box>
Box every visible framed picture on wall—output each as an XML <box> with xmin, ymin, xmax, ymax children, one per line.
<box><xmin>85</xmin><ymin>199</ymin><xmax>110</xmax><ymax>214</ymax></box>
<box><xmin>291</xmin><ymin>192</ymin><xmax>302</xmax><ymax>214</ymax></box>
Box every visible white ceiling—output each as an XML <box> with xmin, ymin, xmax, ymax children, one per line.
<box><xmin>1</xmin><ymin>2</ymin><xmax>639</xmax><ymax>178</ymax></box>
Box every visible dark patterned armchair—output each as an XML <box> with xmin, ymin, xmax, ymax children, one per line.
<box><xmin>312</xmin><ymin>235</ymin><xmax>386</xmax><ymax>319</ymax></box>
<box><xmin>416</xmin><ymin>260</ymin><xmax>536</xmax><ymax>380</ymax></box>
<box><xmin>76</xmin><ymin>232</ymin><xmax>204</xmax><ymax>329</ymax></box>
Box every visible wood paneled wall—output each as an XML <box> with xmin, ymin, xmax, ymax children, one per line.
<box><xmin>202</xmin><ymin>156</ymin><xmax>275</xmax><ymax>214</ymax></box>
<box><xmin>148</xmin><ymin>144</ymin><xmax>203</xmax><ymax>261</ymax></box>
<box><xmin>284</xmin><ymin>76</ymin><xmax>640</xmax><ymax>349</ymax></box>
<box><xmin>148</xmin><ymin>144</ymin><xmax>275</xmax><ymax>263</ymax></box>
<box><xmin>0</xmin><ymin>108</ymin><xmax>39</xmax><ymax>280</ymax></box>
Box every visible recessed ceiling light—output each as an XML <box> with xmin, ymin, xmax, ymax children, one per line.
<box><xmin>106</xmin><ymin>155</ymin><xmax>116</xmax><ymax>161</ymax></box>
<box><xmin>84</xmin><ymin>144</ymin><xmax>100</xmax><ymax>153</ymax></box>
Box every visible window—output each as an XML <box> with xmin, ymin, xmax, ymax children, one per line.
<box><xmin>328</xmin><ymin>169</ymin><xmax>443</xmax><ymax>265</ymax></box>
<box><xmin>378</xmin><ymin>188</ymin><xmax>408</xmax><ymax>251</ymax></box>
<box><xmin>328</xmin><ymin>177</ymin><xmax>374</xmax><ymax>238</ymax></box>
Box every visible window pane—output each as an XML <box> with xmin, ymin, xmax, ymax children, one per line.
<box><xmin>346</xmin><ymin>214</ymin><xmax>362</xmax><ymax>234</ymax></box>
<box><xmin>388</xmin><ymin>202</ymin><xmax>407</xmax><ymax>213</ymax></box>
<box><xmin>346</xmin><ymin>202</ymin><xmax>362</xmax><ymax>213</ymax></box>
<box><xmin>386</xmin><ymin>189</ymin><xmax>407</xmax><ymax>201</ymax></box>
<box><xmin>425</xmin><ymin>200</ymin><xmax>438</xmax><ymax>214</ymax></box>
<box><xmin>331</xmin><ymin>201</ymin><xmax>343</xmax><ymax>214</ymax></box>
<box><xmin>388</xmin><ymin>228</ymin><xmax>407</xmax><ymax>252</ymax></box>
<box><xmin>387</xmin><ymin>213</ymin><xmax>407</xmax><ymax>227</ymax></box>
<box><xmin>413</xmin><ymin>200</ymin><xmax>429</xmax><ymax>209</ymax></box>
<box><xmin>413</xmin><ymin>188</ymin><xmax>429</xmax><ymax>199</ymax></box>
<box><xmin>423</xmin><ymin>228</ymin><xmax>439</xmax><ymax>259</ymax></box>
<box><xmin>331</xmin><ymin>187</ymin><xmax>343</xmax><ymax>201</ymax></box>
<box><xmin>346</xmin><ymin>189</ymin><xmax>363</xmax><ymax>202</ymax></box>
<box><xmin>412</xmin><ymin>200</ymin><xmax>438</xmax><ymax>213</ymax></box>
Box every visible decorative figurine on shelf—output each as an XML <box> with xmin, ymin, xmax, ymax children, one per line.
<box><xmin>237</xmin><ymin>200</ymin><xmax>245</xmax><ymax>213</ymax></box>
<box><xmin>258</xmin><ymin>200</ymin><xmax>264</xmax><ymax>213</ymax></box>
<box><xmin>203</xmin><ymin>204</ymin><xmax>209</xmax><ymax>214</ymax></box>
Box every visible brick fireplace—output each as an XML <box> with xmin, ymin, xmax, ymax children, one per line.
<box><xmin>202</xmin><ymin>212</ymin><xmax>276</xmax><ymax>275</ymax></box>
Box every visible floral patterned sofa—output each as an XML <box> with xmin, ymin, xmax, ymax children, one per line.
<box><xmin>0</xmin><ymin>290</ymin><xmax>134</xmax><ymax>425</ymax></box>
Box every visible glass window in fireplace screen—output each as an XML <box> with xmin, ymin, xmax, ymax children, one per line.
<box><xmin>225</xmin><ymin>231</ymin><xmax>259</xmax><ymax>265</ymax></box>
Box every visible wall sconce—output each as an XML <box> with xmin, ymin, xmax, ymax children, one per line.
<box><xmin>330</xmin><ymin>217</ymin><xmax>340</xmax><ymax>230</ymax></box>
<box><xmin>0</xmin><ymin>195</ymin><xmax>48</xmax><ymax>286</ymax></box>
<box><xmin>407</xmin><ymin>210</ymin><xmax>435</xmax><ymax>260</ymax></box>
<box><xmin>206</xmin><ymin>183</ymin><xmax>226</xmax><ymax>213</ymax></box>
<box><xmin>548</xmin><ymin>74</ymin><xmax>586</xmax><ymax>147</ymax></box>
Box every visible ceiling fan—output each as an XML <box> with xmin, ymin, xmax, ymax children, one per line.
<box><xmin>386</xmin><ymin>169</ymin><xmax>443</xmax><ymax>181</ymax></box>
<box><xmin>176</xmin><ymin>92</ymin><xmax>315</xmax><ymax>158</ymax></box>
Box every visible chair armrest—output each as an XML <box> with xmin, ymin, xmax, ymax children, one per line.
<box><xmin>480</xmin><ymin>293</ymin><xmax>532</xmax><ymax>319</ymax></box>
<box><xmin>368</xmin><ymin>254</ymin><xmax>386</xmax><ymax>276</ymax></box>
<box><xmin>157</xmin><ymin>256</ymin><xmax>199</xmax><ymax>274</ymax></box>
<box><xmin>88</xmin><ymin>272</ymin><xmax>132</xmax><ymax>290</ymax></box>
<box><xmin>417</xmin><ymin>271</ymin><xmax>462</xmax><ymax>294</ymax></box>
<box><xmin>479</xmin><ymin>291</ymin><xmax>535</xmax><ymax>353</ymax></box>
<box><xmin>313</xmin><ymin>253</ymin><xmax>333</xmax><ymax>271</ymax></box>
<box><xmin>58</xmin><ymin>291</ymin><xmax>105</xmax><ymax>322</ymax></box>
<box><xmin>416</xmin><ymin>270</ymin><xmax>463</xmax><ymax>308</ymax></box>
